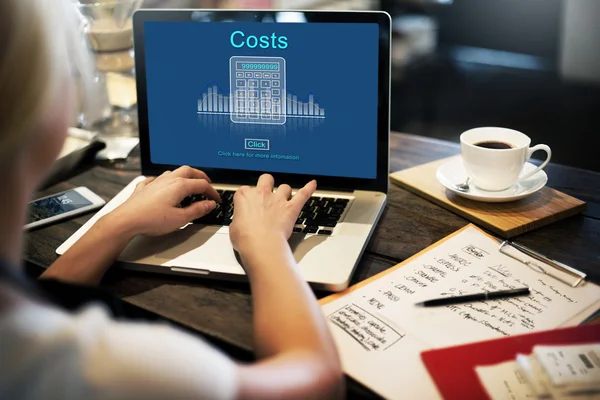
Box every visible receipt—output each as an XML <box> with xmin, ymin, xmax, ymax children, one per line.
<box><xmin>534</xmin><ymin>344</ymin><xmax>600</xmax><ymax>388</ymax></box>
<box><xmin>475</xmin><ymin>360</ymin><xmax>537</xmax><ymax>400</ymax></box>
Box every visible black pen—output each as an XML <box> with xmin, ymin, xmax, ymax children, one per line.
<box><xmin>415</xmin><ymin>287</ymin><xmax>530</xmax><ymax>307</ymax></box>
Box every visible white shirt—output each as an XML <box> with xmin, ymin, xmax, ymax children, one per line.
<box><xmin>0</xmin><ymin>301</ymin><xmax>238</xmax><ymax>399</ymax></box>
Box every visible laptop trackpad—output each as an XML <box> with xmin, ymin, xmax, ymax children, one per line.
<box><xmin>119</xmin><ymin>224</ymin><xmax>223</xmax><ymax>262</ymax></box>
<box><xmin>119</xmin><ymin>225</ymin><xmax>329</xmax><ymax>267</ymax></box>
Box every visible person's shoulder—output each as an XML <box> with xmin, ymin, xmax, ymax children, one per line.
<box><xmin>0</xmin><ymin>293</ymin><xmax>85</xmax><ymax>337</ymax></box>
<box><xmin>0</xmin><ymin>301</ymin><xmax>110</xmax><ymax>399</ymax></box>
<box><xmin>0</xmin><ymin>299</ymin><xmax>114</xmax><ymax>359</ymax></box>
<box><xmin>0</xmin><ymin>300</ymin><xmax>239</xmax><ymax>400</ymax></box>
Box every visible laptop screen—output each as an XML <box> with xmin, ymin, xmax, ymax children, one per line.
<box><xmin>143</xmin><ymin>21</ymin><xmax>379</xmax><ymax>179</ymax></box>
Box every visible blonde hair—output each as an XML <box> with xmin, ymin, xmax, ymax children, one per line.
<box><xmin>0</xmin><ymin>0</ymin><xmax>93</xmax><ymax>162</ymax></box>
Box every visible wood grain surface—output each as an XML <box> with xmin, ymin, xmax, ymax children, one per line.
<box><xmin>22</xmin><ymin>132</ymin><xmax>600</xmax><ymax>399</ymax></box>
<box><xmin>390</xmin><ymin>155</ymin><xmax>587</xmax><ymax>237</ymax></box>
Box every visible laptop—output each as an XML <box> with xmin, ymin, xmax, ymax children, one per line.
<box><xmin>57</xmin><ymin>9</ymin><xmax>391</xmax><ymax>291</ymax></box>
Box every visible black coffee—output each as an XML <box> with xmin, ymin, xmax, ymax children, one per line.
<box><xmin>474</xmin><ymin>141</ymin><xmax>514</xmax><ymax>150</ymax></box>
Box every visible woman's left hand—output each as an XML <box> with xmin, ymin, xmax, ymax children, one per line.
<box><xmin>110</xmin><ymin>166</ymin><xmax>221</xmax><ymax>236</ymax></box>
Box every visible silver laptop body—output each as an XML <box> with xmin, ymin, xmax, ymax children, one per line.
<box><xmin>58</xmin><ymin>9</ymin><xmax>391</xmax><ymax>291</ymax></box>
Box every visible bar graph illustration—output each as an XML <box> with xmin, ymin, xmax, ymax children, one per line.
<box><xmin>197</xmin><ymin>85</ymin><xmax>326</xmax><ymax>120</ymax></box>
<box><xmin>285</xmin><ymin>93</ymin><xmax>325</xmax><ymax>118</ymax></box>
<box><xmin>198</xmin><ymin>56</ymin><xmax>328</xmax><ymax>126</ymax></box>
<box><xmin>197</xmin><ymin>85</ymin><xmax>231</xmax><ymax>115</ymax></box>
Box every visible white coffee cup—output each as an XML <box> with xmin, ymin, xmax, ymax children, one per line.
<box><xmin>460</xmin><ymin>127</ymin><xmax>551</xmax><ymax>191</ymax></box>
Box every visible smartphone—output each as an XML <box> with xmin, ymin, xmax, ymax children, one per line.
<box><xmin>25</xmin><ymin>187</ymin><xmax>106</xmax><ymax>230</ymax></box>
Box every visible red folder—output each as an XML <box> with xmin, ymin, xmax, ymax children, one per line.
<box><xmin>421</xmin><ymin>324</ymin><xmax>600</xmax><ymax>400</ymax></box>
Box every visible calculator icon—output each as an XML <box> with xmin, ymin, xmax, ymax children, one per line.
<box><xmin>230</xmin><ymin>56</ymin><xmax>286</xmax><ymax>124</ymax></box>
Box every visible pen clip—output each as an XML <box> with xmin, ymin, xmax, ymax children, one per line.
<box><xmin>498</xmin><ymin>241</ymin><xmax>586</xmax><ymax>288</ymax></box>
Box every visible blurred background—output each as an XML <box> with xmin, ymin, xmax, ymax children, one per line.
<box><xmin>144</xmin><ymin>0</ymin><xmax>600</xmax><ymax>172</ymax></box>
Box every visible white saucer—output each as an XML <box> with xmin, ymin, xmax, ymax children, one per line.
<box><xmin>436</xmin><ymin>157</ymin><xmax>548</xmax><ymax>203</ymax></box>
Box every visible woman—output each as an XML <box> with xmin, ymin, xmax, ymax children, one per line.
<box><xmin>0</xmin><ymin>1</ymin><xmax>342</xmax><ymax>399</ymax></box>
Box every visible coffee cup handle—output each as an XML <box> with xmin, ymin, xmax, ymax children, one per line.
<box><xmin>519</xmin><ymin>144</ymin><xmax>552</xmax><ymax>181</ymax></box>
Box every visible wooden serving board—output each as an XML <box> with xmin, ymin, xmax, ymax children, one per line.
<box><xmin>389</xmin><ymin>156</ymin><xmax>587</xmax><ymax>238</ymax></box>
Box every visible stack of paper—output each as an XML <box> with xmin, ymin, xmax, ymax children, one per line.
<box><xmin>477</xmin><ymin>343</ymin><xmax>600</xmax><ymax>400</ymax></box>
<box><xmin>517</xmin><ymin>344</ymin><xmax>600</xmax><ymax>399</ymax></box>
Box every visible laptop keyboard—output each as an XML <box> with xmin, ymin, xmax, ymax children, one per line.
<box><xmin>180</xmin><ymin>190</ymin><xmax>350</xmax><ymax>235</ymax></box>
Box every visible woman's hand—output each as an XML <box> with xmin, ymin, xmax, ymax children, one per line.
<box><xmin>228</xmin><ymin>175</ymin><xmax>343</xmax><ymax>399</ymax></box>
<box><xmin>229</xmin><ymin>174</ymin><xmax>316</xmax><ymax>256</ymax></box>
<box><xmin>111</xmin><ymin>166</ymin><xmax>221</xmax><ymax>237</ymax></box>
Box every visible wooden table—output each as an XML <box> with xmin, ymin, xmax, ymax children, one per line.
<box><xmin>24</xmin><ymin>132</ymin><xmax>600</xmax><ymax>398</ymax></box>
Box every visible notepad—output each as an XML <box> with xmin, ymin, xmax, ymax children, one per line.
<box><xmin>319</xmin><ymin>224</ymin><xmax>600</xmax><ymax>400</ymax></box>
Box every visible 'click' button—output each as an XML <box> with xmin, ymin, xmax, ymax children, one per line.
<box><xmin>245</xmin><ymin>138</ymin><xmax>270</xmax><ymax>151</ymax></box>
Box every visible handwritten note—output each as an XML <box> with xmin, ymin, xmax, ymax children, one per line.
<box><xmin>321</xmin><ymin>225</ymin><xmax>600</xmax><ymax>400</ymax></box>
<box><xmin>328</xmin><ymin>303</ymin><xmax>405</xmax><ymax>351</ymax></box>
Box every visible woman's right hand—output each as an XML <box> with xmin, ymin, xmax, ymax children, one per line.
<box><xmin>110</xmin><ymin>166</ymin><xmax>221</xmax><ymax>237</ymax></box>
<box><xmin>229</xmin><ymin>175</ymin><xmax>343</xmax><ymax>399</ymax></box>
<box><xmin>229</xmin><ymin>174</ymin><xmax>316</xmax><ymax>257</ymax></box>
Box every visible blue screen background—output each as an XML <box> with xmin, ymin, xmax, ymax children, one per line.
<box><xmin>144</xmin><ymin>21</ymin><xmax>379</xmax><ymax>179</ymax></box>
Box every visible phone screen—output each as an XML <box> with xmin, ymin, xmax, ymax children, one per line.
<box><xmin>28</xmin><ymin>190</ymin><xmax>93</xmax><ymax>223</ymax></box>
